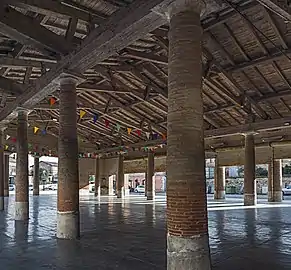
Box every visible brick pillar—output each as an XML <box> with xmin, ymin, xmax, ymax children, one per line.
<box><xmin>94</xmin><ymin>157</ymin><xmax>101</xmax><ymax>197</ymax></box>
<box><xmin>147</xmin><ymin>152</ymin><xmax>155</xmax><ymax>200</ymax></box>
<box><xmin>244</xmin><ymin>133</ymin><xmax>257</xmax><ymax>206</ymax></box>
<box><xmin>273</xmin><ymin>159</ymin><xmax>282</xmax><ymax>202</ymax></box>
<box><xmin>57</xmin><ymin>75</ymin><xmax>79</xmax><ymax>239</ymax></box>
<box><xmin>167</xmin><ymin>2</ymin><xmax>211</xmax><ymax>269</ymax></box>
<box><xmin>33</xmin><ymin>156</ymin><xmax>40</xmax><ymax>196</ymax></box>
<box><xmin>4</xmin><ymin>154</ymin><xmax>9</xmax><ymax>197</ymax></box>
<box><xmin>15</xmin><ymin>109</ymin><xmax>29</xmax><ymax>220</ymax></box>
<box><xmin>268</xmin><ymin>160</ymin><xmax>273</xmax><ymax>202</ymax></box>
<box><xmin>0</xmin><ymin>129</ymin><xmax>4</xmax><ymax>211</ymax></box>
<box><xmin>214</xmin><ymin>162</ymin><xmax>225</xmax><ymax>199</ymax></box>
<box><xmin>116</xmin><ymin>155</ymin><xmax>124</xmax><ymax>198</ymax></box>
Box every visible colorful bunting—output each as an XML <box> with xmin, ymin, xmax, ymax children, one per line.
<box><xmin>105</xmin><ymin>119</ymin><xmax>110</xmax><ymax>128</ymax></box>
<box><xmin>162</xmin><ymin>134</ymin><xmax>167</xmax><ymax>140</ymax></box>
<box><xmin>11</xmin><ymin>137</ymin><xmax>16</xmax><ymax>143</ymax></box>
<box><xmin>127</xmin><ymin>127</ymin><xmax>132</xmax><ymax>135</ymax></box>
<box><xmin>49</xmin><ymin>97</ymin><xmax>56</xmax><ymax>106</ymax></box>
<box><xmin>152</xmin><ymin>133</ymin><xmax>158</xmax><ymax>140</ymax></box>
<box><xmin>5</xmin><ymin>145</ymin><xmax>8</xmax><ymax>150</ymax></box>
<box><xmin>93</xmin><ymin>113</ymin><xmax>99</xmax><ymax>124</ymax></box>
<box><xmin>33</xmin><ymin>127</ymin><xmax>39</xmax><ymax>134</ymax></box>
<box><xmin>116</xmin><ymin>123</ymin><xmax>121</xmax><ymax>132</ymax></box>
<box><xmin>5</xmin><ymin>134</ymin><xmax>10</xmax><ymax>140</ymax></box>
<box><xmin>41</xmin><ymin>129</ymin><xmax>47</xmax><ymax>135</ymax></box>
<box><xmin>136</xmin><ymin>129</ymin><xmax>141</xmax><ymax>137</ymax></box>
<box><xmin>145</xmin><ymin>132</ymin><xmax>150</xmax><ymax>139</ymax></box>
<box><xmin>80</xmin><ymin>110</ymin><xmax>86</xmax><ymax>119</ymax></box>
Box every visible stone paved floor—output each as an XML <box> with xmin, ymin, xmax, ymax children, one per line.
<box><xmin>1</xmin><ymin>193</ymin><xmax>291</xmax><ymax>269</ymax></box>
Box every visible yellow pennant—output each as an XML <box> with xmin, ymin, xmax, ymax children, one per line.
<box><xmin>127</xmin><ymin>127</ymin><xmax>132</xmax><ymax>135</ymax></box>
<box><xmin>5</xmin><ymin>145</ymin><xmax>8</xmax><ymax>150</ymax></box>
<box><xmin>80</xmin><ymin>110</ymin><xmax>86</xmax><ymax>119</ymax></box>
<box><xmin>33</xmin><ymin>127</ymin><xmax>39</xmax><ymax>134</ymax></box>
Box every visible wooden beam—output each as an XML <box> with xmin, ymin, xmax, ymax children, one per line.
<box><xmin>256</xmin><ymin>0</ymin><xmax>291</xmax><ymax>21</ymax></box>
<box><xmin>205</xmin><ymin>116</ymin><xmax>291</xmax><ymax>138</ymax></box>
<box><xmin>123</xmin><ymin>49</ymin><xmax>168</xmax><ymax>65</ymax></box>
<box><xmin>0</xmin><ymin>6</ymin><xmax>74</xmax><ymax>55</ymax></box>
<box><xmin>0</xmin><ymin>76</ymin><xmax>25</xmax><ymax>95</ymax></box>
<box><xmin>4</xmin><ymin>0</ymin><xmax>106</xmax><ymax>24</ymax></box>
<box><xmin>77</xmin><ymin>83</ymin><xmax>132</xmax><ymax>94</ymax></box>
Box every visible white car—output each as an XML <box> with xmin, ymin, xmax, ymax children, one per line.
<box><xmin>134</xmin><ymin>185</ymin><xmax>145</xmax><ymax>193</ymax></box>
<box><xmin>282</xmin><ymin>186</ymin><xmax>291</xmax><ymax>195</ymax></box>
<box><xmin>48</xmin><ymin>184</ymin><xmax>58</xmax><ymax>190</ymax></box>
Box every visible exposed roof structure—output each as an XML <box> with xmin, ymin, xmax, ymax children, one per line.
<box><xmin>1</xmin><ymin>0</ymin><xmax>291</xmax><ymax>155</ymax></box>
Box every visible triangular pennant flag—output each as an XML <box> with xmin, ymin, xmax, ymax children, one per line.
<box><xmin>42</xmin><ymin>129</ymin><xmax>47</xmax><ymax>135</ymax></box>
<box><xmin>5</xmin><ymin>145</ymin><xmax>8</xmax><ymax>150</ymax></box>
<box><xmin>105</xmin><ymin>119</ymin><xmax>110</xmax><ymax>128</ymax></box>
<box><xmin>5</xmin><ymin>134</ymin><xmax>10</xmax><ymax>140</ymax></box>
<box><xmin>153</xmin><ymin>133</ymin><xmax>158</xmax><ymax>140</ymax></box>
<box><xmin>11</xmin><ymin>137</ymin><xmax>17</xmax><ymax>143</ymax></box>
<box><xmin>33</xmin><ymin>127</ymin><xmax>39</xmax><ymax>134</ymax></box>
<box><xmin>93</xmin><ymin>113</ymin><xmax>99</xmax><ymax>124</ymax></box>
<box><xmin>80</xmin><ymin>110</ymin><xmax>86</xmax><ymax>119</ymax></box>
<box><xmin>162</xmin><ymin>134</ymin><xmax>167</xmax><ymax>140</ymax></box>
<box><xmin>116</xmin><ymin>123</ymin><xmax>121</xmax><ymax>132</ymax></box>
<box><xmin>145</xmin><ymin>132</ymin><xmax>150</xmax><ymax>139</ymax></box>
<box><xmin>127</xmin><ymin>127</ymin><xmax>132</xmax><ymax>135</ymax></box>
<box><xmin>136</xmin><ymin>129</ymin><xmax>141</xmax><ymax>136</ymax></box>
<box><xmin>49</xmin><ymin>97</ymin><xmax>56</xmax><ymax>106</ymax></box>
<box><xmin>28</xmin><ymin>143</ymin><xmax>32</xmax><ymax>148</ymax></box>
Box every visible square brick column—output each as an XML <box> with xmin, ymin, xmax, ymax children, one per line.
<box><xmin>57</xmin><ymin>75</ymin><xmax>80</xmax><ymax>239</ymax></box>
<box><xmin>147</xmin><ymin>152</ymin><xmax>155</xmax><ymax>200</ymax></box>
<box><xmin>167</xmin><ymin>1</ymin><xmax>211</xmax><ymax>269</ymax></box>
<box><xmin>33</xmin><ymin>156</ymin><xmax>40</xmax><ymax>196</ymax></box>
<box><xmin>0</xmin><ymin>129</ymin><xmax>4</xmax><ymax>211</ymax></box>
<box><xmin>94</xmin><ymin>157</ymin><xmax>101</xmax><ymax>197</ymax></box>
<box><xmin>116</xmin><ymin>155</ymin><xmax>124</xmax><ymax>198</ymax></box>
<box><xmin>214</xmin><ymin>160</ymin><xmax>225</xmax><ymax>200</ymax></box>
<box><xmin>269</xmin><ymin>159</ymin><xmax>282</xmax><ymax>202</ymax></box>
<box><xmin>15</xmin><ymin>109</ymin><xmax>29</xmax><ymax>220</ymax></box>
<box><xmin>244</xmin><ymin>133</ymin><xmax>257</xmax><ymax>206</ymax></box>
<box><xmin>244</xmin><ymin>133</ymin><xmax>257</xmax><ymax>205</ymax></box>
<box><xmin>4</xmin><ymin>154</ymin><xmax>9</xmax><ymax>197</ymax></box>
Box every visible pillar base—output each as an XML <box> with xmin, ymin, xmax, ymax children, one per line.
<box><xmin>94</xmin><ymin>186</ymin><xmax>101</xmax><ymax>197</ymax></box>
<box><xmin>268</xmin><ymin>193</ymin><xmax>273</xmax><ymax>202</ymax></box>
<box><xmin>15</xmin><ymin>202</ymin><xmax>29</xmax><ymax>220</ymax></box>
<box><xmin>57</xmin><ymin>211</ymin><xmax>80</xmax><ymax>239</ymax></box>
<box><xmin>33</xmin><ymin>190</ymin><xmax>39</xmax><ymax>196</ymax></box>
<box><xmin>167</xmin><ymin>234</ymin><xmax>211</xmax><ymax>270</ymax></box>
<box><xmin>4</xmin><ymin>190</ymin><xmax>9</xmax><ymax>197</ymax></box>
<box><xmin>214</xmin><ymin>190</ymin><xmax>225</xmax><ymax>200</ymax></box>
<box><xmin>244</xmin><ymin>194</ymin><xmax>257</xmax><ymax>206</ymax></box>
<box><xmin>0</xmin><ymin>196</ymin><xmax>4</xmax><ymax>211</ymax></box>
<box><xmin>273</xmin><ymin>191</ymin><xmax>282</xmax><ymax>202</ymax></box>
<box><xmin>147</xmin><ymin>192</ymin><xmax>155</xmax><ymax>200</ymax></box>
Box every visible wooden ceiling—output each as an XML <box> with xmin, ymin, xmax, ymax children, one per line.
<box><xmin>1</xmin><ymin>0</ymin><xmax>291</xmax><ymax>153</ymax></box>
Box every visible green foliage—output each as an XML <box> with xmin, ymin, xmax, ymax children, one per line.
<box><xmin>283</xmin><ymin>165</ymin><xmax>291</xmax><ymax>176</ymax></box>
<box><xmin>255</xmin><ymin>167</ymin><xmax>268</xmax><ymax>178</ymax></box>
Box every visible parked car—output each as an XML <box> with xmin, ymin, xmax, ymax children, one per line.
<box><xmin>48</xmin><ymin>184</ymin><xmax>58</xmax><ymax>190</ymax></box>
<box><xmin>89</xmin><ymin>183</ymin><xmax>95</xmax><ymax>193</ymax></box>
<box><xmin>282</xmin><ymin>186</ymin><xmax>291</xmax><ymax>196</ymax></box>
<box><xmin>9</xmin><ymin>184</ymin><xmax>14</xmax><ymax>191</ymax></box>
<box><xmin>134</xmin><ymin>185</ymin><xmax>145</xmax><ymax>193</ymax></box>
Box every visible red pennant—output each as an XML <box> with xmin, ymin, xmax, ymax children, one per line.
<box><xmin>11</xmin><ymin>137</ymin><xmax>17</xmax><ymax>143</ymax></box>
<box><xmin>162</xmin><ymin>134</ymin><xmax>167</xmax><ymax>140</ymax></box>
<box><xmin>49</xmin><ymin>97</ymin><xmax>56</xmax><ymax>106</ymax></box>
<box><xmin>105</xmin><ymin>119</ymin><xmax>110</xmax><ymax>128</ymax></box>
<box><xmin>136</xmin><ymin>129</ymin><xmax>141</xmax><ymax>136</ymax></box>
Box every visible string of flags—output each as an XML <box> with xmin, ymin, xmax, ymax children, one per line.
<box><xmin>47</xmin><ymin>97</ymin><xmax>167</xmax><ymax>141</ymax></box>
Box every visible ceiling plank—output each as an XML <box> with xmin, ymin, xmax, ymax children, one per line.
<box><xmin>0</xmin><ymin>76</ymin><xmax>25</xmax><ymax>95</ymax></box>
<box><xmin>0</xmin><ymin>6</ymin><xmax>74</xmax><ymax>55</ymax></box>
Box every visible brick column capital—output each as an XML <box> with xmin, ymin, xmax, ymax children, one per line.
<box><xmin>167</xmin><ymin>0</ymin><xmax>206</xmax><ymax>19</ymax></box>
